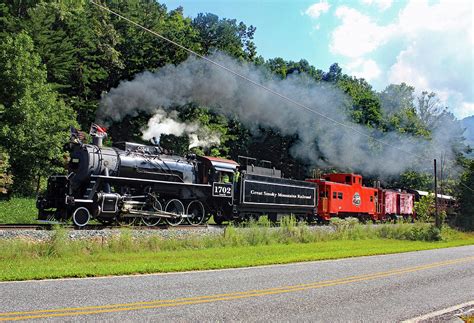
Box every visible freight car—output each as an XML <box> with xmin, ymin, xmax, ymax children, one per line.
<box><xmin>377</xmin><ymin>189</ymin><xmax>414</xmax><ymax>222</ymax></box>
<box><xmin>37</xmin><ymin>125</ymin><xmax>316</xmax><ymax>226</ymax></box>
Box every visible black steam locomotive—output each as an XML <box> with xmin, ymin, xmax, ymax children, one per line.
<box><xmin>37</xmin><ymin>125</ymin><xmax>317</xmax><ymax>226</ymax></box>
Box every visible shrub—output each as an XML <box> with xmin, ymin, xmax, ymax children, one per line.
<box><xmin>415</xmin><ymin>194</ymin><xmax>435</xmax><ymax>223</ymax></box>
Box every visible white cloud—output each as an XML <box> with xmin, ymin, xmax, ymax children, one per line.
<box><xmin>305</xmin><ymin>1</ymin><xmax>330</xmax><ymax>19</ymax></box>
<box><xmin>459</xmin><ymin>102</ymin><xmax>474</xmax><ymax>119</ymax></box>
<box><xmin>398</xmin><ymin>0</ymin><xmax>473</xmax><ymax>38</ymax></box>
<box><xmin>329</xmin><ymin>0</ymin><xmax>473</xmax><ymax>119</ymax></box>
<box><xmin>346</xmin><ymin>58</ymin><xmax>381</xmax><ymax>81</ymax></box>
<box><xmin>329</xmin><ymin>6</ymin><xmax>395</xmax><ymax>58</ymax></box>
<box><xmin>361</xmin><ymin>0</ymin><xmax>393</xmax><ymax>11</ymax></box>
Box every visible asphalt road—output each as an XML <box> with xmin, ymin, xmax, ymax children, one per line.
<box><xmin>0</xmin><ymin>245</ymin><xmax>473</xmax><ymax>322</ymax></box>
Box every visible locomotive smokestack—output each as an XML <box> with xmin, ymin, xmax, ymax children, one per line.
<box><xmin>89</xmin><ymin>123</ymin><xmax>107</xmax><ymax>148</ymax></box>
<box><xmin>92</xmin><ymin>136</ymin><xmax>104</xmax><ymax>148</ymax></box>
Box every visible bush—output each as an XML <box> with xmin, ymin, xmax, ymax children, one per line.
<box><xmin>415</xmin><ymin>194</ymin><xmax>435</xmax><ymax>223</ymax></box>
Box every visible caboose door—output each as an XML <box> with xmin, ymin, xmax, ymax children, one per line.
<box><xmin>322</xmin><ymin>197</ymin><xmax>328</xmax><ymax>213</ymax></box>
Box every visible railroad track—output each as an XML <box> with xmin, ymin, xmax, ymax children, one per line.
<box><xmin>0</xmin><ymin>223</ymin><xmax>214</xmax><ymax>231</ymax></box>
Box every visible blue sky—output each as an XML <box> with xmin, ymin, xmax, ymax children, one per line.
<box><xmin>161</xmin><ymin>0</ymin><xmax>473</xmax><ymax>119</ymax></box>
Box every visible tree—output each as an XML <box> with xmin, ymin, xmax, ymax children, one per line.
<box><xmin>336</xmin><ymin>76</ymin><xmax>382</xmax><ymax>128</ymax></box>
<box><xmin>417</xmin><ymin>91</ymin><xmax>448</xmax><ymax>129</ymax></box>
<box><xmin>414</xmin><ymin>194</ymin><xmax>436</xmax><ymax>223</ymax></box>
<box><xmin>388</xmin><ymin>170</ymin><xmax>432</xmax><ymax>191</ymax></box>
<box><xmin>192</xmin><ymin>12</ymin><xmax>256</xmax><ymax>60</ymax></box>
<box><xmin>0</xmin><ymin>146</ymin><xmax>13</xmax><ymax>199</ymax></box>
<box><xmin>323</xmin><ymin>63</ymin><xmax>342</xmax><ymax>83</ymax></box>
<box><xmin>379</xmin><ymin>83</ymin><xmax>415</xmax><ymax>115</ymax></box>
<box><xmin>456</xmin><ymin>160</ymin><xmax>474</xmax><ymax>230</ymax></box>
<box><xmin>24</xmin><ymin>2</ymin><xmax>123</xmax><ymax>127</ymax></box>
<box><xmin>110</xmin><ymin>0</ymin><xmax>200</xmax><ymax>80</ymax></box>
<box><xmin>0</xmin><ymin>33</ymin><xmax>77</xmax><ymax>194</ymax></box>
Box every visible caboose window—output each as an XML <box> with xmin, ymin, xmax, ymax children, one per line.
<box><xmin>333</xmin><ymin>192</ymin><xmax>337</xmax><ymax>199</ymax></box>
<box><xmin>338</xmin><ymin>192</ymin><xmax>343</xmax><ymax>199</ymax></box>
<box><xmin>370</xmin><ymin>196</ymin><xmax>373</xmax><ymax>202</ymax></box>
<box><xmin>345</xmin><ymin>176</ymin><xmax>350</xmax><ymax>183</ymax></box>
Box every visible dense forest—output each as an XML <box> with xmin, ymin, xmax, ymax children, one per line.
<box><xmin>0</xmin><ymin>0</ymin><xmax>472</xmax><ymax>228</ymax></box>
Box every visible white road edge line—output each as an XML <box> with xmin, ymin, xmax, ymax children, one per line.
<box><xmin>401</xmin><ymin>301</ymin><xmax>474</xmax><ymax>322</ymax></box>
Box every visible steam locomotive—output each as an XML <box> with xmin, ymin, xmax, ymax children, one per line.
<box><xmin>37</xmin><ymin>125</ymin><xmax>317</xmax><ymax>226</ymax></box>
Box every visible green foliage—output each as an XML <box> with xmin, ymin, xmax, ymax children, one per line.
<box><xmin>45</xmin><ymin>225</ymin><xmax>69</xmax><ymax>257</ymax></box>
<box><xmin>379</xmin><ymin>83</ymin><xmax>429</xmax><ymax>136</ymax></box>
<box><xmin>0</xmin><ymin>148</ymin><xmax>13</xmax><ymax>198</ymax></box>
<box><xmin>110</xmin><ymin>0</ymin><xmax>199</xmax><ymax>79</ymax></box>
<box><xmin>336</xmin><ymin>76</ymin><xmax>382</xmax><ymax>128</ymax></box>
<box><xmin>390</xmin><ymin>170</ymin><xmax>432</xmax><ymax>191</ymax></box>
<box><xmin>456</xmin><ymin>160</ymin><xmax>474</xmax><ymax>230</ymax></box>
<box><xmin>192</xmin><ymin>12</ymin><xmax>256</xmax><ymax>60</ymax></box>
<box><xmin>415</xmin><ymin>194</ymin><xmax>435</xmax><ymax>223</ymax></box>
<box><xmin>0</xmin><ymin>197</ymin><xmax>37</xmax><ymax>223</ymax></box>
<box><xmin>24</xmin><ymin>2</ymin><xmax>123</xmax><ymax>127</ymax></box>
<box><xmin>0</xmin><ymin>33</ymin><xmax>77</xmax><ymax>194</ymax></box>
<box><xmin>376</xmin><ymin>223</ymin><xmax>442</xmax><ymax>241</ymax></box>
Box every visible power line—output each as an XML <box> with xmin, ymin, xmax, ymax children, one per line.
<box><xmin>90</xmin><ymin>1</ymin><xmax>474</xmax><ymax>194</ymax></box>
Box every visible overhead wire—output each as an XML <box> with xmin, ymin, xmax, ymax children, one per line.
<box><xmin>89</xmin><ymin>1</ymin><xmax>474</xmax><ymax>194</ymax></box>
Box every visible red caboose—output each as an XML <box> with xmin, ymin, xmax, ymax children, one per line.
<box><xmin>307</xmin><ymin>173</ymin><xmax>378</xmax><ymax>222</ymax></box>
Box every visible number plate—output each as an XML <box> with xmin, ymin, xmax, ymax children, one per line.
<box><xmin>212</xmin><ymin>183</ymin><xmax>233</xmax><ymax>197</ymax></box>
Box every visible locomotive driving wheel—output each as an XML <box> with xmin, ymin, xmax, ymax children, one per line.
<box><xmin>165</xmin><ymin>199</ymin><xmax>184</xmax><ymax>226</ymax></box>
<box><xmin>141</xmin><ymin>196</ymin><xmax>162</xmax><ymax>227</ymax></box>
<box><xmin>72</xmin><ymin>207</ymin><xmax>91</xmax><ymax>227</ymax></box>
<box><xmin>186</xmin><ymin>200</ymin><xmax>206</xmax><ymax>226</ymax></box>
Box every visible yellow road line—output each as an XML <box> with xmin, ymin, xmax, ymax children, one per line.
<box><xmin>1</xmin><ymin>256</ymin><xmax>472</xmax><ymax>321</ymax></box>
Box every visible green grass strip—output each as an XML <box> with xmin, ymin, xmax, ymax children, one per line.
<box><xmin>1</xmin><ymin>238</ymin><xmax>473</xmax><ymax>281</ymax></box>
<box><xmin>0</xmin><ymin>197</ymin><xmax>37</xmax><ymax>224</ymax></box>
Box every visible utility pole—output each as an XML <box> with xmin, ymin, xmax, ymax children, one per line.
<box><xmin>434</xmin><ymin>159</ymin><xmax>440</xmax><ymax>228</ymax></box>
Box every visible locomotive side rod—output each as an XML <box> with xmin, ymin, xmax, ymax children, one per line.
<box><xmin>125</xmin><ymin>209</ymin><xmax>192</xmax><ymax>219</ymax></box>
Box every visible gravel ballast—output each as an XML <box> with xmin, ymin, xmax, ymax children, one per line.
<box><xmin>0</xmin><ymin>225</ymin><xmax>336</xmax><ymax>242</ymax></box>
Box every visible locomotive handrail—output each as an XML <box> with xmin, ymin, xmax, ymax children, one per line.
<box><xmin>150</xmin><ymin>155</ymin><xmax>184</xmax><ymax>182</ymax></box>
<box><xmin>134</xmin><ymin>167</ymin><xmax>184</xmax><ymax>182</ymax></box>
<box><xmin>91</xmin><ymin>175</ymin><xmax>212</xmax><ymax>187</ymax></box>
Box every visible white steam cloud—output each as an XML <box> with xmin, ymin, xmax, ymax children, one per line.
<box><xmin>141</xmin><ymin>108</ymin><xmax>220</xmax><ymax>149</ymax></box>
<box><xmin>98</xmin><ymin>53</ymin><xmax>459</xmax><ymax>177</ymax></box>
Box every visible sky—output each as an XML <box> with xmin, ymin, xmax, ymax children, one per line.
<box><xmin>161</xmin><ymin>0</ymin><xmax>474</xmax><ymax>119</ymax></box>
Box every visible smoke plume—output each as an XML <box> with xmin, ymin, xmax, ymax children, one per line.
<box><xmin>141</xmin><ymin>108</ymin><xmax>221</xmax><ymax>149</ymax></box>
<box><xmin>98</xmin><ymin>53</ymin><xmax>458</xmax><ymax>177</ymax></box>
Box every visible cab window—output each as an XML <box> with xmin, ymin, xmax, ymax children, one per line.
<box><xmin>333</xmin><ymin>192</ymin><xmax>337</xmax><ymax>199</ymax></box>
<box><xmin>338</xmin><ymin>192</ymin><xmax>343</xmax><ymax>199</ymax></box>
<box><xmin>217</xmin><ymin>171</ymin><xmax>232</xmax><ymax>183</ymax></box>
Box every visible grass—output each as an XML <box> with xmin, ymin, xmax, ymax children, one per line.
<box><xmin>0</xmin><ymin>221</ymin><xmax>473</xmax><ymax>281</ymax></box>
<box><xmin>0</xmin><ymin>197</ymin><xmax>37</xmax><ymax>224</ymax></box>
